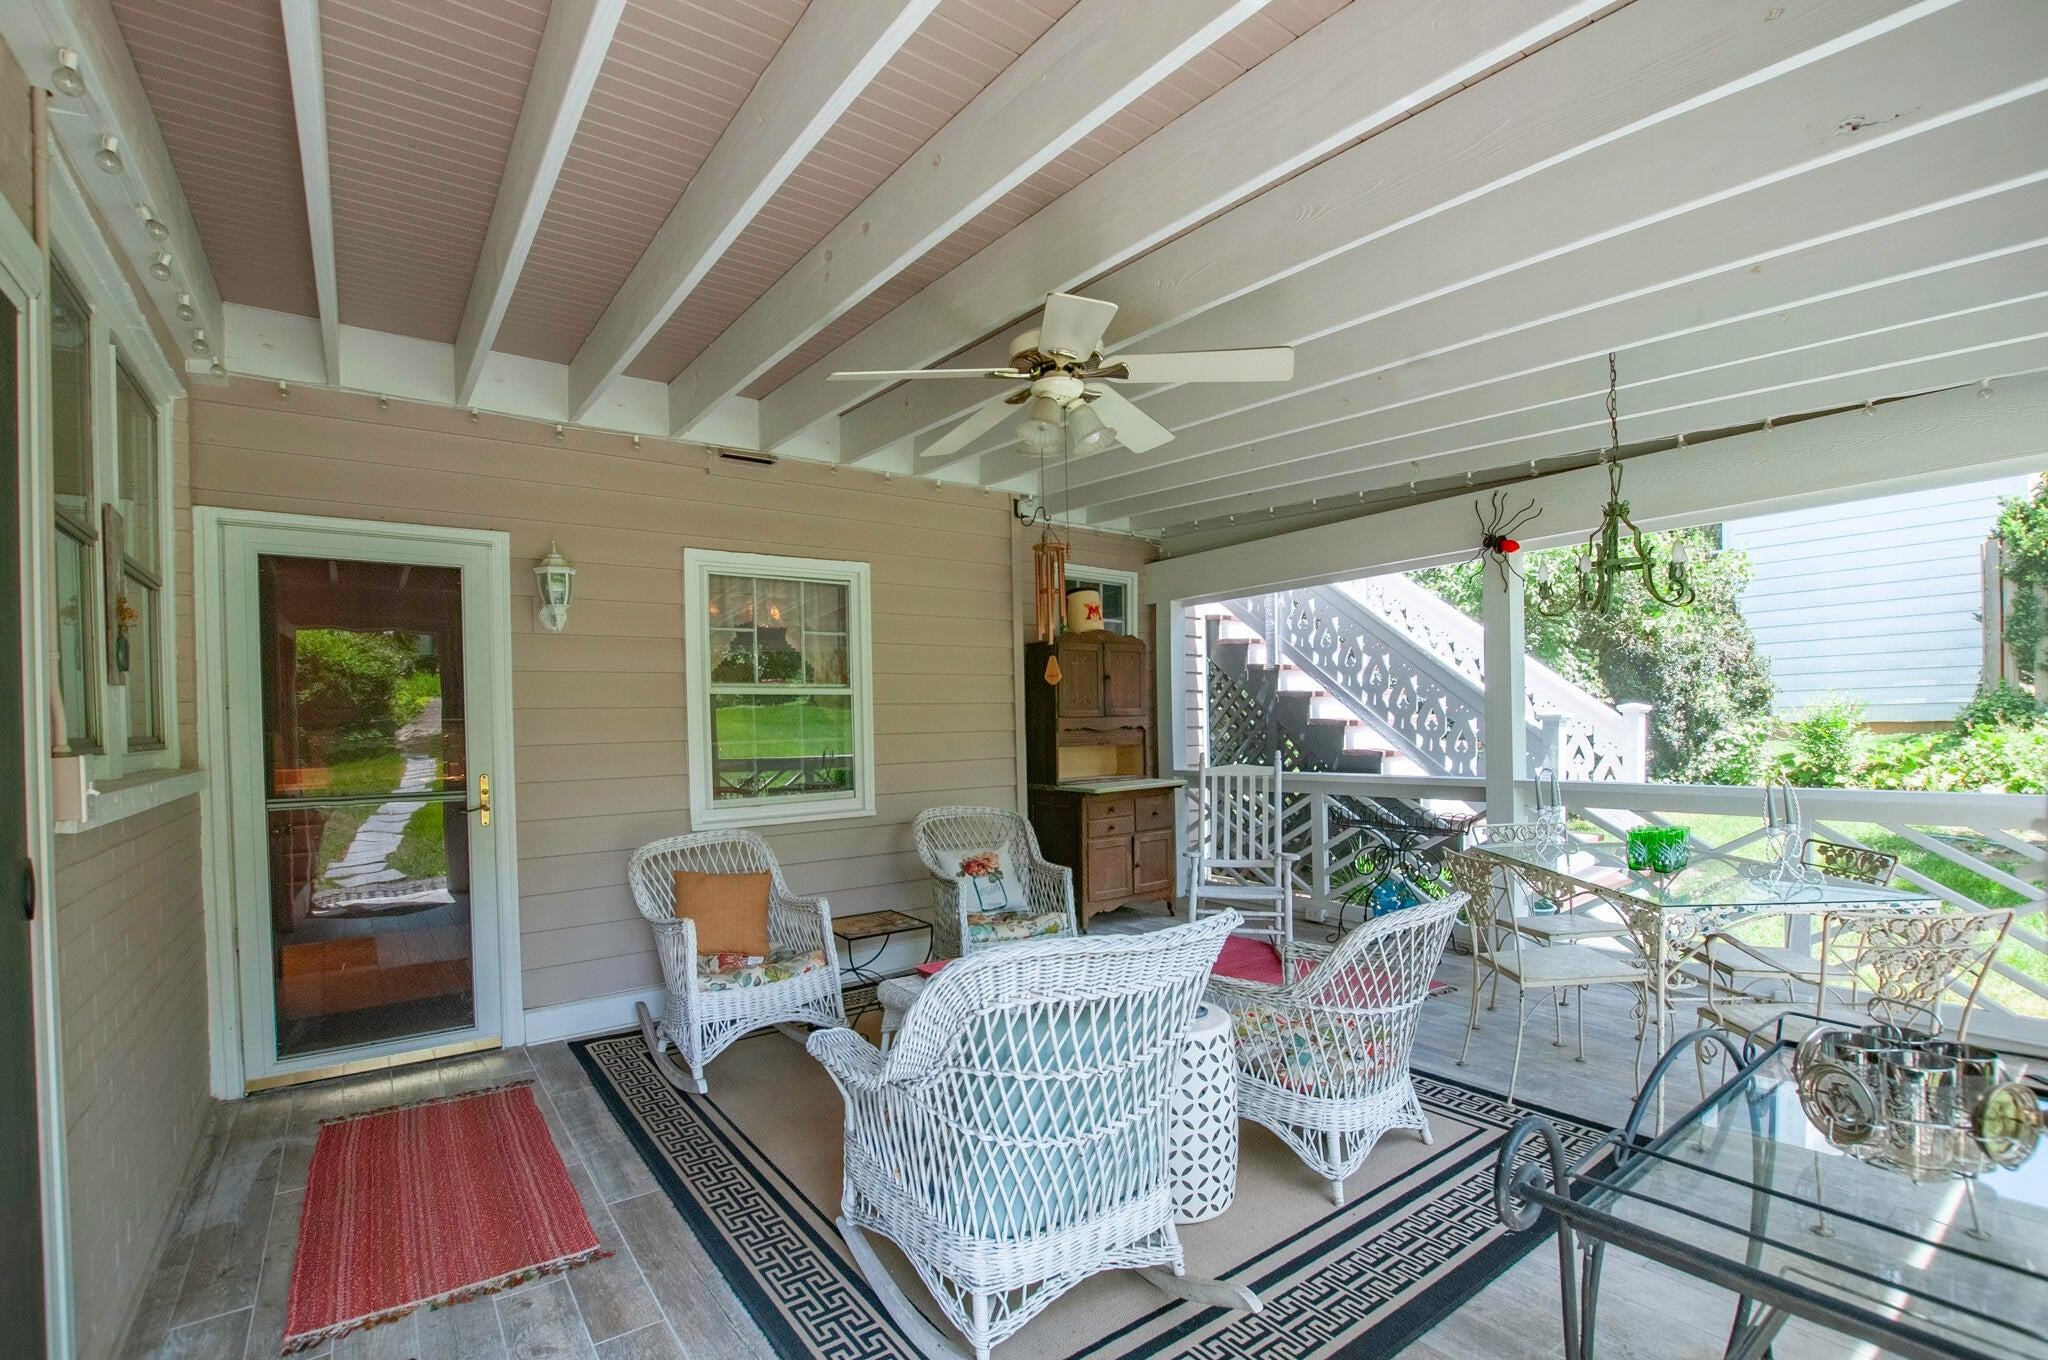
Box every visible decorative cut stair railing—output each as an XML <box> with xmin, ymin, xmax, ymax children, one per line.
<box><xmin>1221</xmin><ymin>574</ymin><xmax>1646</xmax><ymax>781</ymax></box>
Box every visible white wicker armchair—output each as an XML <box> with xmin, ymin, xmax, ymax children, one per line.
<box><xmin>627</xmin><ymin>830</ymin><xmax>846</xmax><ymax>1094</ymax></box>
<box><xmin>913</xmin><ymin>805</ymin><xmax>1077</xmax><ymax>959</ymax></box>
<box><xmin>808</xmin><ymin>911</ymin><xmax>1247</xmax><ymax>1360</ymax></box>
<box><xmin>1205</xmin><ymin>893</ymin><xmax>1465</xmax><ymax>1205</ymax></box>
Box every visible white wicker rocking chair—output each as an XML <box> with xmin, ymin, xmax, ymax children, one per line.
<box><xmin>913</xmin><ymin>805</ymin><xmax>1078</xmax><ymax>959</ymax></box>
<box><xmin>808</xmin><ymin>911</ymin><xmax>1254</xmax><ymax>1360</ymax></box>
<box><xmin>627</xmin><ymin>830</ymin><xmax>846</xmax><ymax>1094</ymax></box>
<box><xmin>1205</xmin><ymin>892</ymin><xmax>1465</xmax><ymax>1205</ymax></box>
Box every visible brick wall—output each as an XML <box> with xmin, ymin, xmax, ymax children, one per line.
<box><xmin>53</xmin><ymin>796</ymin><xmax>210</xmax><ymax>1360</ymax></box>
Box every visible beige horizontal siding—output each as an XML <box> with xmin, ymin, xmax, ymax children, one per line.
<box><xmin>187</xmin><ymin>379</ymin><xmax>1106</xmax><ymax>1013</ymax></box>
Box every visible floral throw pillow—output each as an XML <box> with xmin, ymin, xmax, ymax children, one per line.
<box><xmin>953</xmin><ymin>846</ymin><xmax>1024</xmax><ymax>913</ymax></box>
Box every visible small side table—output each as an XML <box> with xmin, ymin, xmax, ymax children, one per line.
<box><xmin>833</xmin><ymin>909</ymin><xmax>933</xmax><ymax>984</ymax></box>
<box><xmin>1169</xmin><ymin>1002</ymin><xmax>1239</xmax><ymax>1224</ymax></box>
<box><xmin>876</xmin><ymin>973</ymin><xmax>928</xmax><ymax>1054</ymax></box>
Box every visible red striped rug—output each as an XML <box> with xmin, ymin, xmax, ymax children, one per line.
<box><xmin>282</xmin><ymin>1080</ymin><xmax>605</xmax><ymax>1353</ymax></box>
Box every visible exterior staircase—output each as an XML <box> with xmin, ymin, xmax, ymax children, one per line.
<box><xmin>1202</xmin><ymin>575</ymin><xmax>1646</xmax><ymax>783</ymax></box>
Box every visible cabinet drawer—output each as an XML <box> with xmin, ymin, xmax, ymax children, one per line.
<box><xmin>1086</xmin><ymin>814</ymin><xmax>1133</xmax><ymax>839</ymax></box>
<box><xmin>1136</xmin><ymin>792</ymin><xmax>1174</xmax><ymax>830</ymax></box>
<box><xmin>1085</xmin><ymin>794</ymin><xmax>1135</xmax><ymax>824</ymax></box>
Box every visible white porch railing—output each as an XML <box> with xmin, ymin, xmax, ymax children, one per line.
<box><xmin>1191</xmin><ymin>771</ymin><xmax>2048</xmax><ymax>1022</ymax></box>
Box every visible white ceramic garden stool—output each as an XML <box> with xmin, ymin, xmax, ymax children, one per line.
<box><xmin>1169</xmin><ymin>1002</ymin><xmax>1239</xmax><ymax>1224</ymax></box>
<box><xmin>876</xmin><ymin>973</ymin><xmax>927</xmax><ymax>1055</ymax></box>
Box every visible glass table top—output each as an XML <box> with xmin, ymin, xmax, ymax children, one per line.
<box><xmin>1474</xmin><ymin>840</ymin><xmax>1937</xmax><ymax>911</ymax></box>
<box><xmin>1588</xmin><ymin>1046</ymin><xmax>2048</xmax><ymax>1359</ymax></box>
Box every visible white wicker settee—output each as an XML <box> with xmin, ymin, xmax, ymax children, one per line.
<box><xmin>1205</xmin><ymin>892</ymin><xmax>1464</xmax><ymax>1204</ymax></box>
<box><xmin>912</xmin><ymin>805</ymin><xmax>1078</xmax><ymax>959</ymax></box>
<box><xmin>627</xmin><ymin>829</ymin><xmax>846</xmax><ymax>1094</ymax></box>
<box><xmin>807</xmin><ymin>911</ymin><xmax>1249</xmax><ymax>1360</ymax></box>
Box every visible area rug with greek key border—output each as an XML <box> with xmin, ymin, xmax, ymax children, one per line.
<box><xmin>573</xmin><ymin>1029</ymin><xmax>1609</xmax><ymax>1360</ymax></box>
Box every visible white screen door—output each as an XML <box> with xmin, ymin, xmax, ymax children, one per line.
<box><xmin>215</xmin><ymin>514</ymin><xmax>516</xmax><ymax>1086</ymax></box>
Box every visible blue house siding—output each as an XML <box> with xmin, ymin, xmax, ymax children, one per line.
<box><xmin>1723</xmin><ymin>475</ymin><xmax>2032</xmax><ymax>724</ymax></box>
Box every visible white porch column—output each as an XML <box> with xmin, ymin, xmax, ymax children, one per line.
<box><xmin>1481</xmin><ymin>564</ymin><xmax>1528</xmax><ymax>824</ymax></box>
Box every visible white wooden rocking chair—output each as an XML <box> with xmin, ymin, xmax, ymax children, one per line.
<box><xmin>1186</xmin><ymin>754</ymin><xmax>1295</xmax><ymax>948</ymax></box>
<box><xmin>808</xmin><ymin>911</ymin><xmax>1256</xmax><ymax>1360</ymax></box>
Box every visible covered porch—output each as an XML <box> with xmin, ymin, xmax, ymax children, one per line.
<box><xmin>0</xmin><ymin>1</ymin><xmax>2043</xmax><ymax>1359</ymax></box>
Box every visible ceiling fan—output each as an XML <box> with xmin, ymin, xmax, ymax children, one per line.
<box><xmin>829</xmin><ymin>292</ymin><xmax>1293</xmax><ymax>464</ymax></box>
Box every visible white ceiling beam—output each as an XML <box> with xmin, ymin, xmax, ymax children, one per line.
<box><xmin>6</xmin><ymin>0</ymin><xmax>224</xmax><ymax>368</ymax></box>
<box><xmin>1122</xmin><ymin>321</ymin><xmax>2048</xmax><ymax>532</ymax></box>
<box><xmin>756</xmin><ymin>0</ymin><xmax>1609</xmax><ymax>453</ymax></box>
<box><xmin>1050</xmin><ymin>184</ymin><xmax>2048</xmax><ymax>503</ymax></box>
<box><xmin>840</xmin><ymin>0</ymin><xmax>1964</xmax><ymax>468</ymax></box>
<box><xmin>278</xmin><ymin>0</ymin><xmax>339</xmax><ymax>387</ymax></box>
<box><xmin>661</xmin><ymin>0</ymin><xmax>1275</xmax><ymax>440</ymax></box>
<box><xmin>977</xmin><ymin>0</ymin><xmax>2048</xmax><ymax>490</ymax></box>
<box><xmin>453</xmin><ymin>0</ymin><xmax>626</xmax><ymax>406</ymax></box>
<box><xmin>1054</xmin><ymin>123</ymin><xmax>2048</xmax><ymax>508</ymax></box>
<box><xmin>1143</xmin><ymin>371</ymin><xmax>2048</xmax><ymax>605</ymax></box>
<box><xmin>1081</xmin><ymin>231</ymin><xmax>2048</xmax><ymax>521</ymax></box>
<box><xmin>563</xmin><ymin>0</ymin><xmax>938</xmax><ymax>422</ymax></box>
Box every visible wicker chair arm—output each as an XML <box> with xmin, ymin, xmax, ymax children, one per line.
<box><xmin>769</xmin><ymin>890</ymin><xmax>832</xmax><ymax>955</ymax></box>
<box><xmin>645</xmin><ymin>915</ymin><xmax>698</xmax><ymax>996</ymax></box>
<box><xmin>806</xmin><ymin>1027</ymin><xmax>884</xmax><ymax>1096</ymax></box>
<box><xmin>1025</xmin><ymin>857</ymin><xmax>1077</xmax><ymax>930</ymax></box>
<box><xmin>1204</xmin><ymin>973</ymin><xmax>1284</xmax><ymax>1016</ymax></box>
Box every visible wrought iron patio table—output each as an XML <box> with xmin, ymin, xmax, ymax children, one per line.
<box><xmin>1496</xmin><ymin>1032</ymin><xmax>2048</xmax><ymax>1360</ymax></box>
<box><xmin>1471</xmin><ymin>841</ymin><xmax>1938</xmax><ymax>1076</ymax></box>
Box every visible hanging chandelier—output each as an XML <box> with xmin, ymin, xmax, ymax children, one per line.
<box><xmin>1532</xmin><ymin>353</ymin><xmax>1695</xmax><ymax>616</ymax></box>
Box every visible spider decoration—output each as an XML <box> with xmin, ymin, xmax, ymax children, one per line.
<box><xmin>1471</xmin><ymin>490</ymin><xmax>1540</xmax><ymax>586</ymax></box>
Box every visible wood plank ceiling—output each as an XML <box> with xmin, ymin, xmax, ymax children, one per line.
<box><xmin>47</xmin><ymin>0</ymin><xmax>2048</xmax><ymax>543</ymax></box>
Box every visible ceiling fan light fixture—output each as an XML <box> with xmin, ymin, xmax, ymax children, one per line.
<box><xmin>1067</xmin><ymin>401</ymin><xmax>1110</xmax><ymax>453</ymax></box>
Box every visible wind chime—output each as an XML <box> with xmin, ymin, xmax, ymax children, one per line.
<box><xmin>1032</xmin><ymin>529</ymin><xmax>1068</xmax><ymax>682</ymax></box>
<box><xmin>1029</xmin><ymin>404</ymin><xmax>1084</xmax><ymax>684</ymax></box>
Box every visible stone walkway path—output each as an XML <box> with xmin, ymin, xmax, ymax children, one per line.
<box><xmin>324</xmin><ymin>699</ymin><xmax>441</xmax><ymax>894</ymax></box>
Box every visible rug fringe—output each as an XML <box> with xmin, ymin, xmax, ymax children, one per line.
<box><xmin>279</xmin><ymin>1243</ymin><xmax>611</xmax><ymax>1354</ymax></box>
<box><xmin>315</xmin><ymin>1078</ymin><xmax>538</xmax><ymax>1128</ymax></box>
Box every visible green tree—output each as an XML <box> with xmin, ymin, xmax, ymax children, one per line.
<box><xmin>1995</xmin><ymin>477</ymin><xmax>2048</xmax><ymax>681</ymax></box>
<box><xmin>1412</xmin><ymin>525</ymin><xmax>1774</xmax><ymax>779</ymax></box>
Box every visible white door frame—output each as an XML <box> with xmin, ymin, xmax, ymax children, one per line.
<box><xmin>195</xmin><ymin>508</ymin><xmax>523</xmax><ymax>1096</ymax></box>
<box><xmin>0</xmin><ymin>166</ymin><xmax>76</xmax><ymax>1359</ymax></box>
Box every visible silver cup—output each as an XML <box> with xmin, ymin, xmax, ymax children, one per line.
<box><xmin>1920</xmin><ymin>1040</ymin><xmax>2004</xmax><ymax>1131</ymax></box>
<box><xmin>1882</xmin><ymin>1048</ymin><xmax>1961</xmax><ymax>1171</ymax></box>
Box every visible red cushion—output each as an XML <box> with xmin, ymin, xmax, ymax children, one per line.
<box><xmin>1212</xmin><ymin>936</ymin><xmax>1284</xmax><ymax>984</ymax></box>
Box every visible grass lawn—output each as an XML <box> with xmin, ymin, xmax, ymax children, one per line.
<box><xmin>712</xmin><ymin>696</ymin><xmax>853</xmax><ymax>757</ymax></box>
<box><xmin>308</xmin><ymin>744</ymin><xmax>451</xmax><ymax>888</ymax></box>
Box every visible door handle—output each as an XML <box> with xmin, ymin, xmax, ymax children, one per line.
<box><xmin>20</xmin><ymin>861</ymin><xmax>34</xmax><ymax>922</ymax></box>
<box><xmin>468</xmin><ymin>773</ymin><xmax>491</xmax><ymax>826</ymax></box>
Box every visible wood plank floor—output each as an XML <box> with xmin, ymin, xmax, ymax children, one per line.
<box><xmin>119</xmin><ymin>934</ymin><xmax>1886</xmax><ymax>1358</ymax></box>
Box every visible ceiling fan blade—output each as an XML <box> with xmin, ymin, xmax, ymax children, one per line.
<box><xmin>1103</xmin><ymin>347</ymin><xmax>1295</xmax><ymax>384</ymax></box>
<box><xmin>916</xmin><ymin>391</ymin><xmax>1019</xmax><ymax>463</ymax></box>
<box><xmin>1084</xmin><ymin>386</ymin><xmax>1174</xmax><ymax>454</ymax></box>
<box><xmin>828</xmin><ymin>367</ymin><xmax>1014</xmax><ymax>381</ymax></box>
<box><xmin>1039</xmin><ymin>292</ymin><xmax>1118</xmax><ymax>359</ymax></box>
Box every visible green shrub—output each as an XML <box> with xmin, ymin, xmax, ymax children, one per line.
<box><xmin>1955</xmin><ymin>679</ymin><xmax>2042</xmax><ymax>730</ymax></box>
<box><xmin>1770</xmin><ymin>696</ymin><xmax>1867</xmax><ymax>788</ymax></box>
<box><xmin>1683</xmin><ymin>715</ymin><xmax>1771</xmax><ymax>785</ymax></box>
<box><xmin>295</xmin><ymin>629</ymin><xmax>418</xmax><ymax>739</ymax></box>
<box><xmin>1862</xmin><ymin>722</ymin><xmax>2048</xmax><ymax>795</ymax></box>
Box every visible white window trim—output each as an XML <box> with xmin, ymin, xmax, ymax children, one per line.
<box><xmin>683</xmin><ymin>549</ymin><xmax>876</xmax><ymax>829</ymax></box>
<box><xmin>1064</xmin><ymin>563</ymin><xmax>1139</xmax><ymax>633</ymax></box>
<box><xmin>47</xmin><ymin>151</ymin><xmax>184</xmax><ymax>791</ymax></box>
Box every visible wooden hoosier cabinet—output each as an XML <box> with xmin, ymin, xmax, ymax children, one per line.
<box><xmin>1024</xmin><ymin>631</ymin><xmax>1183</xmax><ymax>926</ymax></box>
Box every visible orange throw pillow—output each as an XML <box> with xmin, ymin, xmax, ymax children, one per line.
<box><xmin>672</xmin><ymin>869</ymin><xmax>772</xmax><ymax>958</ymax></box>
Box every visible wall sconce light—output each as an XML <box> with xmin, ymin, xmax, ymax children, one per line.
<box><xmin>533</xmin><ymin>540</ymin><xmax>576</xmax><ymax>634</ymax></box>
